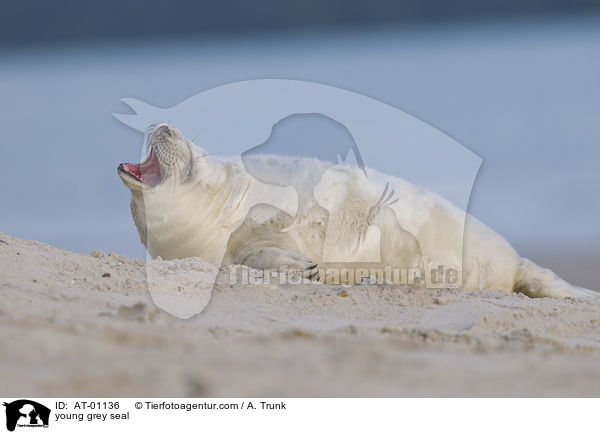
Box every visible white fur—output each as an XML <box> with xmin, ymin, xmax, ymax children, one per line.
<box><xmin>120</xmin><ymin>124</ymin><xmax>597</xmax><ymax>298</ymax></box>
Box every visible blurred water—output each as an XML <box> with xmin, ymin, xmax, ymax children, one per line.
<box><xmin>1</xmin><ymin>14</ymin><xmax>599</xmax><ymax>264</ymax></box>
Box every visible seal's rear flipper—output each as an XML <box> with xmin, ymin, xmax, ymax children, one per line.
<box><xmin>514</xmin><ymin>258</ymin><xmax>599</xmax><ymax>298</ymax></box>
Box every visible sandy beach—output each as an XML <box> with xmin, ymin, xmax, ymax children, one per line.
<box><xmin>2</xmin><ymin>231</ymin><xmax>600</xmax><ymax>397</ymax></box>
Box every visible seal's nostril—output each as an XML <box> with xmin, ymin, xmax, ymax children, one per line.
<box><xmin>158</xmin><ymin>125</ymin><xmax>172</xmax><ymax>136</ymax></box>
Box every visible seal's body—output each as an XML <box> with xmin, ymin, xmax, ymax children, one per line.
<box><xmin>118</xmin><ymin>124</ymin><xmax>597</xmax><ymax>298</ymax></box>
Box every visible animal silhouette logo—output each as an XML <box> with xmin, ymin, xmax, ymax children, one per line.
<box><xmin>3</xmin><ymin>400</ymin><xmax>50</xmax><ymax>431</ymax></box>
<box><xmin>114</xmin><ymin>79</ymin><xmax>481</xmax><ymax>318</ymax></box>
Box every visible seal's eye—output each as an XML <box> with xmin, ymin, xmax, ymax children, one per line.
<box><xmin>119</xmin><ymin>149</ymin><xmax>162</xmax><ymax>186</ymax></box>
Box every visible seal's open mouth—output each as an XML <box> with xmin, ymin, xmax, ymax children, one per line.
<box><xmin>119</xmin><ymin>149</ymin><xmax>162</xmax><ymax>186</ymax></box>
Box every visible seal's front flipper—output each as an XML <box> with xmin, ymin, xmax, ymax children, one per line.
<box><xmin>235</xmin><ymin>246</ymin><xmax>320</xmax><ymax>281</ymax></box>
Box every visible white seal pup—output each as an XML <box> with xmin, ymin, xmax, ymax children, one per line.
<box><xmin>118</xmin><ymin>123</ymin><xmax>597</xmax><ymax>298</ymax></box>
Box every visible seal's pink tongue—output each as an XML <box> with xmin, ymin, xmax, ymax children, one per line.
<box><xmin>121</xmin><ymin>150</ymin><xmax>162</xmax><ymax>186</ymax></box>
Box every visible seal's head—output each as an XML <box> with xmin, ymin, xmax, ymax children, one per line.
<box><xmin>118</xmin><ymin>123</ymin><xmax>199</xmax><ymax>254</ymax></box>
<box><xmin>117</xmin><ymin>123</ymin><xmax>234</xmax><ymax>260</ymax></box>
<box><xmin>118</xmin><ymin>123</ymin><xmax>194</xmax><ymax>192</ymax></box>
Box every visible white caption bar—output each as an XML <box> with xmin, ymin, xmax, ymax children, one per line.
<box><xmin>1</xmin><ymin>398</ymin><xmax>597</xmax><ymax>434</ymax></box>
